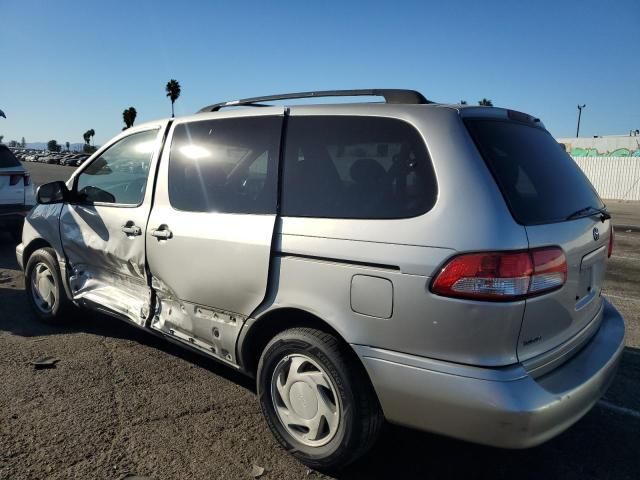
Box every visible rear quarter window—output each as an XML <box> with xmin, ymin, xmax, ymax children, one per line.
<box><xmin>464</xmin><ymin>119</ymin><xmax>604</xmax><ymax>225</ymax></box>
<box><xmin>281</xmin><ymin>116</ymin><xmax>437</xmax><ymax>219</ymax></box>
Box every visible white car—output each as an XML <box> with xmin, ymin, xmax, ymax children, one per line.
<box><xmin>0</xmin><ymin>145</ymin><xmax>35</xmax><ymax>240</ymax></box>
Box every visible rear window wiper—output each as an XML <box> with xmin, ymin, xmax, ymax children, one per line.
<box><xmin>566</xmin><ymin>205</ymin><xmax>611</xmax><ymax>222</ymax></box>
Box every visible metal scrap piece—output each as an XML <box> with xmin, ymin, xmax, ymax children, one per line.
<box><xmin>30</xmin><ymin>357</ymin><xmax>59</xmax><ymax>370</ymax></box>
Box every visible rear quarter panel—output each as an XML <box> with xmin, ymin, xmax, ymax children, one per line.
<box><xmin>251</xmin><ymin>105</ymin><xmax>529</xmax><ymax>367</ymax></box>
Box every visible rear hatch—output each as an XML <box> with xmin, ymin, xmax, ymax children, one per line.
<box><xmin>0</xmin><ymin>146</ymin><xmax>27</xmax><ymax>206</ymax></box>
<box><xmin>464</xmin><ymin>111</ymin><xmax>611</xmax><ymax>362</ymax></box>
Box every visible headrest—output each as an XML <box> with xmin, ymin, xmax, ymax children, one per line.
<box><xmin>350</xmin><ymin>158</ymin><xmax>387</xmax><ymax>184</ymax></box>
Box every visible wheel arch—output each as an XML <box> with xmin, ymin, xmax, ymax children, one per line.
<box><xmin>22</xmin><ymin>238</ymin><xmax>75</xmax><ymax>302</ymax></box>
<box><xmin>238</xmin><ymin>307</ymin><xmax>363</xmax><ymax>379</ymax></box>
<box><xmin>22</xmin><ymin>238</ymin><xmax>54</xmax><ymax>267</ymax></box>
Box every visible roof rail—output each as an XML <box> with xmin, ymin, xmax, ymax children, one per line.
<box><xmin>197</xmin><ymin>89</ymin><xmax>431</xmax><ymax>113</ymax></box>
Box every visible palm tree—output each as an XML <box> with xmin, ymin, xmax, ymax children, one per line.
<box><xmin>83</xmin><ymin>130</ymin><xmax>91</xmax><ymax>145</ymax></box>
<box><xmin>122</xmin><ymin>107</ymin><xmax>137</xmax><ymax>129</ymax></box>
<box><xmin>89</xmin><ymin>129</ymin><xmax>95</xmax><ymax>146</ymax></box>
<box><xmin>165</xmin><ymin>79</ymin><xmax>181</xmax><ymax>117</ymax></box>
<box><xmin>478</xmin><ymin>98</ymin><xmax>493</xmax><ymax>107</ymax></box>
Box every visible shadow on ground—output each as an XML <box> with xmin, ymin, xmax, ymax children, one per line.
<box><xmin>0</xmin><ymin>288</ymin><xmax>255</xmax><ymax>392</ymax></box>
<box><xmin>338</xmin><ymin>398</ymin><xmax>639</xmax><ymax>480</ymax></box>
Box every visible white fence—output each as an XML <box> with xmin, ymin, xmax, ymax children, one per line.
<box><xmin>572</xmin><ymin>156</ymin><xmax>640</xmax><ymax>201</ymax></box>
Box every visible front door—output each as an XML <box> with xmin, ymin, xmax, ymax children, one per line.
<box><xmin>60</xmin><ymin>127</ymin><xmax>164</xmax><ymax>326</ymax></box>
<box><xmin>146</xmin><ymin>109</ymin><xmax>283</xmax><ymax>364</ymax></box>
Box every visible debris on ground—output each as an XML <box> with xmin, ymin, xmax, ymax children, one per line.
<box><xmin>30</xmin><ymin>357</ymin><xmax>59</xmax><ymax>370</ymax></box>
<box><xmin>251</xmin><ymin>464</ymin><xmax>266</xmax><ymax>478</ymax></box>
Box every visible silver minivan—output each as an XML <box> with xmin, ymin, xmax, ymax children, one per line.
<box><xmin>16</xmin><ymin>90</ymin><xmax>625</xmax><ymax>469</ymax></box>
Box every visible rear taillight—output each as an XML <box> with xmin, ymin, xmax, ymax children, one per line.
<box><xmin>431</xmin><ymin>247</ymin><xmax>567</xmax><ymax>301</ymax></box>
<box><xmin>529</xmin><ymin>248</ymin><xmax>567</xmax><ymax>293</ymax></box>
<box><xmin>23</xmin><ymin>173</ymin><xmax>31</xmax><ymax>186</ymax></box>
<box><xmin>608</xmin><ymin>227</ymin><xmax>614</xmax><ymax>258</ymax></box>
<box><xmin>9</xmin><ymin>174</ymin><xmax>22</xmax><ymax>186</ymax></box>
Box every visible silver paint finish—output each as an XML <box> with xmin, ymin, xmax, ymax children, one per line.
<box><xmin>20</xmin><ymin>203</ymin><xmax>65</xmax><ymax>264</ymax></box>
<box><xmin>15</xmin><ymin>101</ymin><xmax>626</xmax><ymax>450</ymax></box>
<box><xmin>356</xmin><ymin>300</ymin><xmax>624</xmax><ymax>448</ymax></box>
<box><xmin>59</xmin><ymin>125</ymin><xmax>165</xmax><ymax>326</ymax></box>
<box><xmin>350</xmin><ymin>275</ymin><xmax>393</xmax><ymax>319</ymax></box>
<box><xmin>146</xmin><ymin>108</ymin><xmax>282</xmax><ymax>362</ymax></box>
<box><xmin>61</xmin><ymin>203</ymin><xmax>153</xmax><ymax>325</ymax></box>
<box><xmin>254</xmin><ymin>256</ymin><xmax>525</xmax><ymax>366</ymax></box>
<box><xmin>518</xmin><ymin>217</ymin><xmax>611</xmax><ymax>361</ymax></box>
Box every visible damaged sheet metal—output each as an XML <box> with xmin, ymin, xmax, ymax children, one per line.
<box><xmin>151</xmin><ymin>277</ymin><xmax>244</xmax><ymax>365</ymax></box>
<box><xmin>60</xmin><ymin>203</ymin><xmax>152</xmax><ymax>326</ymax></box>
<box><xmin>70</xmin><ymin>266</ymin><xmax>151</xmax><ymax>325</ymax></box>
<box><xmin>22</xmin><ymin>203</ymin><xmax>66</xmax><ymax>262</ymax></box>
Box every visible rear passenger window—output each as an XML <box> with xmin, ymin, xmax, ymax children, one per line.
<box><xmin>281</xmin><ymin>116</ymin><xmax>437</xmax><ymax>219</ymax></box>
<box><xmin>169</xmin><ymin>116</ymin><xmax>282</xmax><ymax>214</ymax></box>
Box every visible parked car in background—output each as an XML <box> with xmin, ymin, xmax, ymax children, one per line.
<box><xmin>42</xmin><ymin>155</ymin><xmax>59</xmax><ymax>164</ymax></box>
<box><xmin>16</xmin><ymin>89</ymin><xmax>625</xmax><ymax>470</ymax></box>
<box><xmin>0</xmin><ymin>145</ymin><xmax>35</xmax><ymax>240</ymax></box>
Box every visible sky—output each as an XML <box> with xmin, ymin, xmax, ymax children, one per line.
<box><xmin>1</xmin><ymin>0</ymin><xmax>638</xmax><ymax>145</ymax></box>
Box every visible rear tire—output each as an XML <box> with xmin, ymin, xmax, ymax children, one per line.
<box><xmin>25</xmin><ymin>247</ymin><xmax>74</xmax><ymax>323</ymax></box>
<box><xmin>257</xmin><ymin>327</ymin><xmax>383</xmax><ymax>470</ymax></box>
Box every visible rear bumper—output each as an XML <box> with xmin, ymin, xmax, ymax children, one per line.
<box><xmin>354</xmin><ymin>299</ymin><xmax>625</xmax><ymax>448</ymax></box>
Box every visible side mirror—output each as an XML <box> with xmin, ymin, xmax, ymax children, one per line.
<box><xmin>36</xmin><ymin>181</ymin><xmax>69</xmax><ymax>204</ymax></box>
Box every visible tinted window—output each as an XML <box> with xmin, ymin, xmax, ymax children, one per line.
<box><xmin>0</xmin><ymin>146</ymin><xmax>21</xmax><ymax>168</ymax></box>
<box><xmin>76</xmin><ymin>129</ymin><xmax>158</xmax><ymax>205</ymax></box>
<box><xmin>281</xmin><ymin>116</ymin><xmax>437</xmax><ymax>219</ymax></box>
<box><xmin>169</xmin><ymin>117</ymin><xmax>282</xmax><ymax>214</ymax></box>
<box><xmin>465</xmin><ymin>119</ymin><xmax>604</xmax><ymax>225</ymax></box>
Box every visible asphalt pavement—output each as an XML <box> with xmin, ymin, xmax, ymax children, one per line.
<box><xmin>0</xmin><ymin>162</ymin><xmax>638</xmax><ymax>479</ymax></box>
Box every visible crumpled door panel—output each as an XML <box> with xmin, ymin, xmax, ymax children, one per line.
<box><xmin>61</xmin><ymin>203</ymin><xmax>151</xmax><ymax>326</ymax></box>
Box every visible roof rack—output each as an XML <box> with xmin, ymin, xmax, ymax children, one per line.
<box><xmin>197</xmin><ymin>89</ymin><xmax>431</xmax><ymax>113</ymax></box>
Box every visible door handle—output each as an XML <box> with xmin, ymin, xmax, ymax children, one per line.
<box><xmin>122</xmin><ymin>224</ymin><xmax>142</xmax><ymax>236</ymax></box>
<box><xmin>150</xmin><ymin>225</ymin><xmax>173</xmax><ymax>240</ymax></box>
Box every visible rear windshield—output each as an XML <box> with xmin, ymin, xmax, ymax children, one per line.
<box><xmin>0</xmin><ymin>146</ymin><xmax>21</xmax><ymax>168</ymax></box>
<box><xmin>465</xmin><ymin>119</ymin><xmax>604</xmax><ymax>225</ymax></box>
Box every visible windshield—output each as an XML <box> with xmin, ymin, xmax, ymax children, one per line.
<box><xmin>0</xmin><ymin>146</ymin><xmax>21</xmax><ymax>168</ymax></box>
<box><xmin>465</xmin><ymin>118</ymin><xmax>604</xmax><ymax>225</ymax></box>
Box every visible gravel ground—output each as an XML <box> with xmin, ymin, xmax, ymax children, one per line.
<box><xmin>0</xmin><ymin>162</ymin><xmax>638</xmax><ymax>479</ymax></box>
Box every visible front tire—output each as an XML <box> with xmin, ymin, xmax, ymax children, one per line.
<box><xmin>257</xmin><ymin>327</ymin><xmax>383</xmax><ymax>470</ymax></box>
<box><xmin>25</xmin><ymin>247</ymin><xmax>74</xmax><ymax>323</ymax></box>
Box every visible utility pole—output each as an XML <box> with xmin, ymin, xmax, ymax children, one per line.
<box><xmin>576</xmin><ymin>104</ymin><xmax>586</xmax><ymax>137</ymax></box>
